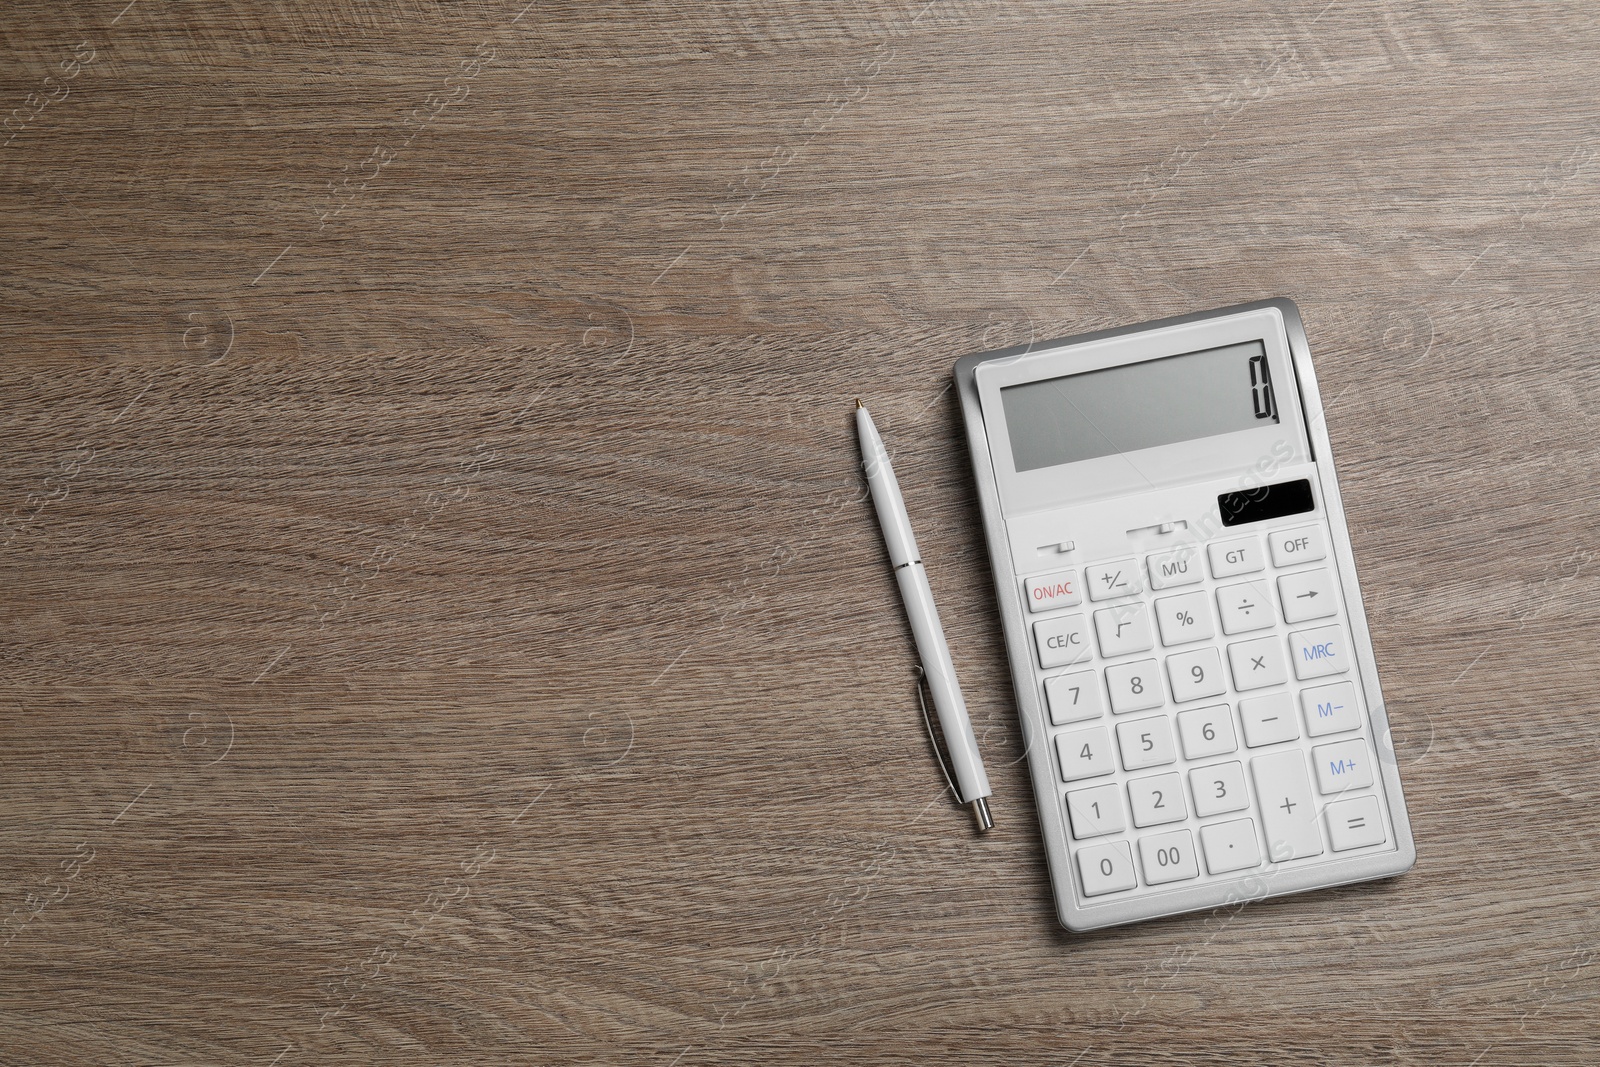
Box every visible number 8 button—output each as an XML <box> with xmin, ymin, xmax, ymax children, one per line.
<box><xmin>1105</xmin><ymin>658</ymin><xmax>1163</xmax><ymax>713</ymax></box>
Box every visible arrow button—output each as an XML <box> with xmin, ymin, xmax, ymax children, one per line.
<box><xmin>1277</xmin><ymin>567</ymin><xmax>1337</xmax><ymax>624</ymax></box>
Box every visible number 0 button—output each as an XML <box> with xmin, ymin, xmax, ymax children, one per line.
<box><xmin>1077</xmin><ymin>840</ymin><xmax>1137</xmax><ymax>896</ymax></box>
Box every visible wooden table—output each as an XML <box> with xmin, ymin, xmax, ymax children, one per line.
<box><xmin>3</xmin><ymin>2</ymin><xmax>1596</xmax><ymax>1063</ymax></box>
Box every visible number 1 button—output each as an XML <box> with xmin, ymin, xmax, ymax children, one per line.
<box><xmin>1077</xmin><ymin>840</ymin><xmax>1137</xmax><ymax>896</ymax></box>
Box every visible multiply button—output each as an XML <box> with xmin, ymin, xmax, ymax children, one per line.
<box><xmin>1086</xmin><ymin>558</ymin><xmax>1143</xmax><ymax>601</ymax></box>
<box><xmin>1034</xmin><ymin>614</ymin><xmax>1091</xmax><ymax>669</ymax></box>
<box><xmin>1025</xmin><ymin>569</ymin><xmax>1082</xmax><ymax>613</ymax></box>
<box><xmin>1227</xmin><ymin>635</ymin><xmax>1289</xmax><ymax>691</ymax></box>
<box><xmin>1269</xmin><ymin>524</ymin><xmax>1327</xmax><ymax>568</ymax></box>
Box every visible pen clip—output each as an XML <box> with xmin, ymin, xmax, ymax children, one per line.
<box><xmin>914</xmin><ymin>666</ymin><xmax>959</xmax><ymax>802</ymax></box>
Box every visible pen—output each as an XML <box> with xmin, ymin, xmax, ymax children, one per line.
<box><xmin>855</xmin><ymin>400</ymin><xmax>994</xmax><ymax>832</ymax></box>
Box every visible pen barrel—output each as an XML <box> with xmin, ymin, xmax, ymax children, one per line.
<box><xmin>895</xmin><ymin>563</ymin><xmax>992</xmax><ymax>803</ymax></box>
<box><xmin>856</xmin><ymin>407</ymin><xmax>920</xmax><ymax>567</ymax></box>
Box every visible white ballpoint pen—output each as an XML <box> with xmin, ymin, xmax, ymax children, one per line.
<box><xmin>855</xmin><ymin>400</ymin><xmax>994</xmax><ymax>832</ymax></box>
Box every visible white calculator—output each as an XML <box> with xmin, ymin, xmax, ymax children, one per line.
<box><xmin>954</xmin><ymin>299</ymin><xmax>1415</xmax><ymax>931</ymax></box>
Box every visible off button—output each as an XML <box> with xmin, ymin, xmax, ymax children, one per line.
<box><xmin>1269</xmin><ymin>524</ymin><xmax>1328</xmax><ymax>568</ymax></box>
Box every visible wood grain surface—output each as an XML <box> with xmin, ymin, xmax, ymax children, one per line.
<box><xmin>2</xmin><ymin>1</ymin><xmax>1597</xmax><ymax>1063</ymax></box>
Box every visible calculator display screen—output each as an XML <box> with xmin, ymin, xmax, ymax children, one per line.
<box><xmin>1000</xmin><ymin>340</ymin><xmax>1279</xmax><ymax>472</ymax></box>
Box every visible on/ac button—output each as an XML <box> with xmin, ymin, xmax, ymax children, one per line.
<box><xmin>1025</xmin><ymin>569</ymin><xmax>1082</xmax><ymax>612</ymax></box>
<box><xmin>1269</xmin><ymin>524</ymin><xmax>1328</xmax><ymax>567</ymax></box>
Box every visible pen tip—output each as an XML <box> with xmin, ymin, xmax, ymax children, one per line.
<box><xmin>970</xmin><ymin>797</ymin><xmax>994</xmax><ymax>833</ymax></box>
<box><xmin>855</xmin><ymin>398</ymin><xmax>863</xmax><ymax>409</ymax></box>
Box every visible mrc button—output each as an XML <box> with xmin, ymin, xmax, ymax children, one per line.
<box><xmin>1270</xmin><ymin>525</ymin><xmax>1328</xmax><ymax>567</ymax></box>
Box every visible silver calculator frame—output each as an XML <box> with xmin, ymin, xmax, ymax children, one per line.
<box><xmin>954</xmin><ymin>297</ymin><xmax>1416</xmax><ymax>932</ymax></box>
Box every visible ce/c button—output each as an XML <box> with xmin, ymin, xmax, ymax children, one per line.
<box><xmin>1034</xmin><ymin>614</ymin><xmax>1091</xmax><ymax>669</ymax></box>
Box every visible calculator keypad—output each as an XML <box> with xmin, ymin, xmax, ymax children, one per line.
<box><xmin>1027</xmin><ymin>517</ymin><xmax>1392</xmax><ymax>903</ymax></box>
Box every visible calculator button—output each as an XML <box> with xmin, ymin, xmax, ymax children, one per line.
<box><xmin>1301</xmin><ymin>681</ymin><xmax>1361</xmax><ymax>737</ymax></box>
<box><xmin>1189</xmin><ymin>761</ymin><xmax>1249</xmax><ymax>818</ymax></box>
<box><xmin>1238</xmin><ymin>692</ymin><xmax>1300</xmax><ymax>748</ymax></box>
<box><xmin>1200</xmin><ymin>818</ymin><xmax>1262</xmax><ymax>874</ymax></box>
<box><xmin>1064</xmin><ymin>783</ymin><xmax>1125</xmax><ymax>839</ymax></box>
<box><xmin>1165</xmin><ymin>647</ymin><xmax>1226</xmax><ymax>703</ymax></box>
<box><xmin>1033</xmin><ymin>614</ymin><xmax>1091</xmax><ymax>669</ymax></box>
<box><xmin>1116</xmin><ymin>715</ymin><xmax>1177</xmax><ymax>771</ymax></box>
<box><xmin>1277</xmin><ymin>568</ymin><xmax>1337</xmax><ymax>624</ymax></box>
<box><xmin>1086</xmin><ymin>558</ymin><xmax>1142</xmax><ymax>601</ymax></box>
<box><xmin>1077</xmin><ymin>841</ymin><xmax>1138</xmax><ymax>896</ymax></box>
<box><xmin>1093</xmin><ymin>602</ymin><xmax>1154</xmax><ymax>658</ymax></box>
<box><xmin>1326</xmin><ymin>795</ymin><xmax>1386</xmax><ymax>851</ymax></box>
<box><xmin>1312</xmin><ymin>738</ymin><xmax>1374</xmax><ymax>795</ymax></box>
<box><xmin>1216</xmin><ymin>580</ymin><xmax>1274</xmax><ymax>635</ymax></box>
<box><xmin>1056</xmin><ymin>726</ymin><xmax>1115</xmax><ymax>782</ymax></box>
<box><xmin>1251</xmin><ymin>750</ymin><xmax>1325</xmax><ymax>860</ymax></box>
<box><xmin>1269</xmin><ymin>524</ymin><xmax>1328</xmax><ymax>568</ymax></box>
<box><xmin>1104</xmin><ymin>659</ymin><xmax>1163</xmax><ymax>714</ymax></box>
<box><xmin>1289</xmin><ymin>624</ymin><xmax>1349</xmax><ymax>680</ymax></box>
<box><xmin>1227</xmin><ymin>636</ymin><xmax>1289</xmax><ymax>691</ymax></box>
<box><xmin>1045</xmin><ymin>670</ymin><xmax>1105</xmax><ymax>726</ymax></box>
<box><xmin>1025</xmin><ymin>569</ymin><xmax>1082</xmax><ymax>613</ymax></box>
<box><xmin>1176</xmin><ymin>704</ymin><xmax>1237</xmax><ymax>759</ymax></box>
<box><xmin>1147</xmin><ymin>547</ymin><xmax>1204</xmax><ymax>589</ymax></box>
<box><xmin>1208</xmin><ymin>536</ymin><xmax>1264</xmax><ymax>578</ymax></box>
<box><xmin>1138</xmin><ymin>829</ymin><xmax>1199</xmax><ymax>885</ymax></box>
<box><xmin>1127</xmin><ymin>771</ymin><xmax>1186</xmax><ymax>827</ymax></box>
<box><xmin>1154</xmin><ymin>590</ymin><xmax>1214</xmax><ymax>647</ymax></box>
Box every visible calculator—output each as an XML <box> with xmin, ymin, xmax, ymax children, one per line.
<box><xmin>954</xmin><ymin>299</ymin><xmax>1415</xmax><ymax>931</ymax></box>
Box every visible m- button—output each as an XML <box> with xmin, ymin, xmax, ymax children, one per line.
<box><xmin>1269</xmin><ymin>524</ymin><xmax>1327</xmax><ymax>568</ymax></box>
